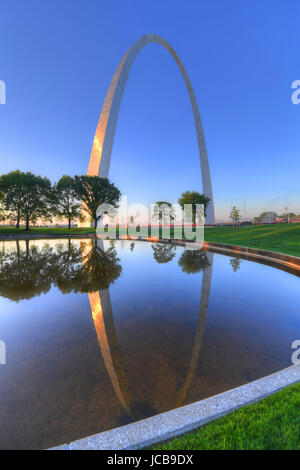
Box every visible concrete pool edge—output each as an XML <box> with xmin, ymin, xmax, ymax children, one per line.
<box><xmin>201</xmin><ymin>241</ymin><xmax>300</xmax><ymax>273</ymax></box>
<box><xmin>2</xmin><ymin>235</ymin><xmax>299</xmax><ymax>450</ymax></box>
<box><xmin>51</xmin><ymin>364</ymin><xmax>300</xmax><ymax>450</ymax></box>
<box><xmin>1</xmin><ymin>234</ymin><xmax>300</xmax><ymax>272</ymax></box>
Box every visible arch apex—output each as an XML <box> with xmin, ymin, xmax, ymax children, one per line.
<box><xmin>87</xmin><ymin>35</ymin><xmax>215</xmax><ymax>224</ymax></box>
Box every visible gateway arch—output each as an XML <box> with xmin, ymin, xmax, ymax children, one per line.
<box><xmin>87</xmin><ymin>34</ymin><xmax>215</xmax><ymax>224</ymax></box>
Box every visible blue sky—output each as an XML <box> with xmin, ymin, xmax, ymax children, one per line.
<box><xmin>0</xmin><ymin>0</ymin><xmax>299</xmax><ymax>220</ymax></box>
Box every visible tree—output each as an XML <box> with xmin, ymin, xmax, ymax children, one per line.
<box><xmin>53</xmin><ymin>175</ymin><xmax>80</xmax><ymax>229</ymax></box>
<box><xmin>20</xmin><ymin>172</ymin><xmax>53</xmax><ymax>230</ymax></box>
<box><xmin>287</xmin><ymin>212</ymin><xmax>296</xmax><ymax>222</ymax></box>
<box><xmin>255</xmin><ymin>211</ymin><xmax>277</xmax><ymax>224</ymax></box>
<box><xmin>0</xmin><ymin>171</ymin><xmax>53</xmax><ymax>230</ymax></box>
<box><xmin>230</xmin><ymin>206</ymin><xmax>241</xmax><ymax>227</ymax></box>
<box><xmin>73</xmin><ymin>176</ymin><xmax>121</xmax><ymax>229</ymax></box>
<box><xmin>0</xmin><ymin>204</ymin><xmax>6</xmax><ymax>224</ymax></box>
<box><xmin>178</xmin><ymin>191</ymin><xmax>210</xmax><ymax>224</ymax></box>
<box><xmin>0</xmin><ymin>170</ymin><xmax>26</xmax><ymax>228</ymax></box>
<box><xmin>152</xmin><ymin>201</ymin><xmax>175</xmax><ymax>225</ymax></box>
<box><xmin>0</xmin><ymin>194</ymin><xmax>6</xmax><ymax>224</ymax></box>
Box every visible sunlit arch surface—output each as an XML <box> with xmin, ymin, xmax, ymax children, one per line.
<box><xmin>87</xmin><ymin>34</ymin><xmax>215</xmax><ymax>224</ymax></box>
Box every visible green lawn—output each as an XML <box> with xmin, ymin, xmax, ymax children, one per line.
<box><xmin>150</xmin><ymin>383</ymin><xmax>300</xmax><ymax>450</ymax></box>
<box><xmin>0</xmin><ymin>226</ymin><xmax>95</xmax><ymax>235</ymax></box>
<box><xmin>205</xmin><ymin>223</ymin><xmax>300</xmax><ymax>257</ymax></box>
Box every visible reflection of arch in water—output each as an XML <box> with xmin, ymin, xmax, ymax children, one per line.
<box><xmin>88</xmin><ymin>289</ymin><xmax>131</xmax><ymax>415</ymax></box>
<box><xmin>81</xmin><ymin>238</ymin><xmax>131</xmax><ymax>415</ymax></box>
<box><xmin>87</xmin><ymin>34</ymin><xmax>215</xmax><ymax>224</ymax></box>
<box><xmin>174</xmin><ymin>251</ymin><xmax>213</xmax><ymax>408</ymax></box>
<box><xmin>85</xmin><ymin>239</ymin><xmax>213</xmax><ymax>418</ymax></box>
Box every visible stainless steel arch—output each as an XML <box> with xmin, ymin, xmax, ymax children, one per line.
<box><xmin>87</xmin><ymin>34</ymin><xmax>215</xmax><ymax>224</ymax></box>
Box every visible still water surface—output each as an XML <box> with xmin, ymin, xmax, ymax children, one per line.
<box><xmin>0</xmin><ymin>238</ymin><xmax>299</xmax><ymax>449</ymax></box>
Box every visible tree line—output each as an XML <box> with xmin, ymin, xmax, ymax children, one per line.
<box><xmin>0</xmin><ymin>170</ymin><xmax>211</xmax><ymax>230</ymax></box>
<box><xmin>0</xmin><ymin>170</ymin><xmax>121</xmax><ymax>230</ymax></box>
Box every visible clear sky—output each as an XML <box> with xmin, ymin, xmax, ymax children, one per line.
<box><xmin>0</xmin><ymin>0</ymin><xmax>299</xmax><ymax>220</ymax></box>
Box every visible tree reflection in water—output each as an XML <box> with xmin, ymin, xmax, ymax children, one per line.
<box><xmin>58</xmin><ymin>239</ymin><xmax>122</xmax><ymax>293</ymax></box>
<box><xmin>151</xmin><ymin>243</ymin><xmax>176</xmax><ymax>264</ymax></box>
<box><xmin>0</xmin><ymin>239</ymin><xmax>122</xmax><ymax>302</ymax></box>
<box><xmin>0</xmin><ymin>240</ymin><xmax>56</xmax><ymax>302</ymax></box>
<box><xmin>230</xmin><ymin>257</ymin><xmax>242</xmax><ymax>272</ymax></box>
<box><xmin>178</xmin><ymin>248</ymin><xmax>210</xmax><ymax>273</ymax></box>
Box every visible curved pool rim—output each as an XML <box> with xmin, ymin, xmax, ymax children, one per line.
<box><xmin>46</xmin><ymin>237</ymin><xmax>300</xmax><ymax>450</ymax></box>
<box><xmin>202</xmin><ymin>241</ymin><xmax>300</xmax><ymax>275</ymax></box>
<box><xmin>51</xmin><ymin>364</ymin><xmax>300</xmax><ymax>450</ymax></box>
<box><xmin>1</xmin><ymin>233</ymin><xmax>299</xmax><ymax>274</ymax></box>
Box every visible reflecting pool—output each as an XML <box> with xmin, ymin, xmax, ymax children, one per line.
<box><xmin>0</xmin><ymin>238</ymin><xmax>299</xmax><ymax>449</ymax></box>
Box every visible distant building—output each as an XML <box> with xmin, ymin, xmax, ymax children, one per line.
<box><xmin>260</xmin><ymin>212</ymin><xmax>277</xmax><ymax>224</ymax></box>
<box><xmin>240</xmin><ymin>221</ymin><xmax>252</xmax><ymax>226</ymax></box>
<box><xmin>275</xmin><ymin>216</ymin><xmax>287</xmax><ymax>224</ymax></box>
<box><xmin>254</xmin><ymin>211</ymin><xmax>277</xmax><ymax>224</ymax></box>
<box><xmin>276</xmin><ymin>213</ymin><xmax>297</xmax><ymax>224</ymax></box>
